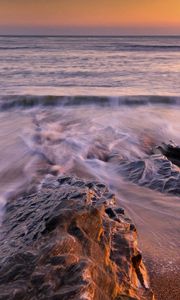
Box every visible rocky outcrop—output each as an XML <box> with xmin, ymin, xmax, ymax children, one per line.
<box><xmin>114</xmin><ymin>155</ymin><xmax>180</xmax><ymax>195</ymax></box>
<box><xmin>0</xmin><ymin>176</ymin><xmax>153</xmax><ymax>300</ymax></box>
<box><xmin>154</xmin><ymin>142</ymin><xmax>180</xmax><ymax>167</ymax></box>
<box><xmin>107</xmin><ymin>142</ymin><xmax>180</xmax><ymax>196</ymax></box>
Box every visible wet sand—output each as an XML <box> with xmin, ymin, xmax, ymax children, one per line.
<box><xmin>146</xmin><ymin>259</ymin><xmax>180</xmax><ymax>300</ymax></box>
<box><xmin>116</xmin><ymin>184</ymin><xmax>180</xmax><ymax>300</ymax></box>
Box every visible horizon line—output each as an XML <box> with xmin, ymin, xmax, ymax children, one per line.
<box><xmin>1</xmin><ymin>34</ymin><xmax>180</xmax><ymax>37</ymax></box>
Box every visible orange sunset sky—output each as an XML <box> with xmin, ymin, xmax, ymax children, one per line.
<box><xmin>0</xmin><ymin>0</ymin><xmax>180</xmax><ymax>35</ymax></box>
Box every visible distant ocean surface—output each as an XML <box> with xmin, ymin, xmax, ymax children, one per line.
<box><xmin>0</xmin><ymin>35</ymin><xmax>180</xmax><ymax>96</ymax></box>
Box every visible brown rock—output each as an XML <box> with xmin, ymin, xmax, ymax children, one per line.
<box><xmin>0</xmin><ymin>176</ymin><xmax>154</xmax><ymax>300</ymax></box>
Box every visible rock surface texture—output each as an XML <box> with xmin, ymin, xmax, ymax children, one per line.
<box><xmin>107</xmin><ymin>142</ymin><xmax>180</xmax><ymax>196</ymax></box>
<box><xmin>0</xmin><ymin>176</ymin><xmax>154</xmax><ymax>300</ymax></box>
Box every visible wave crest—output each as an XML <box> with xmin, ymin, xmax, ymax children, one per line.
<box><xmin>0</xmin><ymin>95</ymin><xmax>179</xmax><ymax>110</ymax></box>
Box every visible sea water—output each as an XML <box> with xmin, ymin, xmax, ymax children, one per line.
<box><xmin>0</xmin><ymin>36</ymin><xmax>180</xmax><ymax>295</ymax></box>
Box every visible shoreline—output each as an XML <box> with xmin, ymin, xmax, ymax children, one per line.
<box><xmin>0</xmin><ymin>104</ymin><xmax>179</xmax><ymax>299</ymax></box>
<box><xmin>0</xmin><ymin>174</ymin><xmax>179</xmax><ymax>299</ymax></box>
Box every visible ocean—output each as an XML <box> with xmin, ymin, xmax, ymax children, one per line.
<box><xmin>0</xmin><ymin>36</ymin><xmax>180</xmax><ymax>96</ymax></box>
<box><xmin>0</xmin><ymin>36</ymin><xmax>180</xmax><ymax>298</ymax></box>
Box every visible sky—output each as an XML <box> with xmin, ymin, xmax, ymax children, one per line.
<box><xmin>0</xmin><ymin>0</ymin><xmax>180</xmax><ymax>35</ymax></box>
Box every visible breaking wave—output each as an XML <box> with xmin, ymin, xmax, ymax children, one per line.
<box><xmin>0</xmin><ymin>95</ymin><xmax>179</xmax><ymax>110</ymax></box>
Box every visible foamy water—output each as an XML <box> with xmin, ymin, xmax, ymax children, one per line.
<box><xmin>0</xmin><ymin>101</ymin><xmax>179</xmax><ymax>257</ymax></box>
